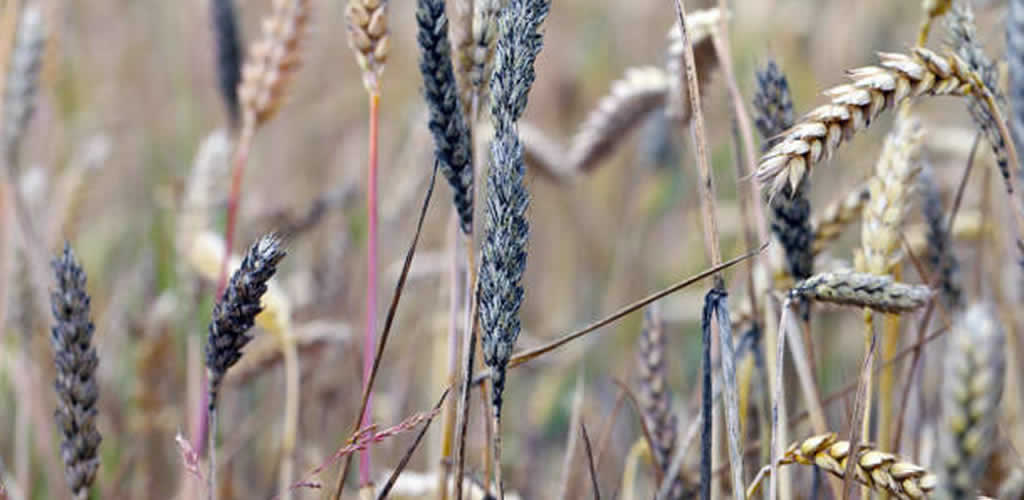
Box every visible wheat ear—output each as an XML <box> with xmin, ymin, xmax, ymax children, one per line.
<box><xmin>789</xmin><ymin>271</ymin><xmax>931</xmax><ymax>314</ymax></box>
<box><xmin>210</xmin><ymin>0</ymin><xmax>243</xmax><ymax>128</ymax></box>
<box><xmin>238</xmin><ymin>0</ymin><xmax>309</xmax><ymax>128</ymax></box>
<box><xmin>346</xmin><ymin>0</ymin><xmax>389</xmax><ymax>92</ymax></box>
<box><xmin>50</xmin><ymin>244</ymin><xmax>102</xmax><ymax>500</ymax></box>
<box><xmin>756</xmin><ymin>47</ymin><xmax>984</xmax><ymax>196</ymax></box>
<box><xmin>746</xmin><ymin>433</ymin><xmax>953</xmax><ymax>500</ymax></box>
<box><xmin>2</xmin><ymin>2</ymin><xmax>43</xmax><ymax>170</ymax></box>
<box><xmin>664</xmin><ymin>8</ymin><xmax>723</xmax><ymax>121</ymax></box>
<box><xmin>933</xmin><ymin>303</ymin><xmax>1006</xmax><ymax>500</ymax></box>
<box><xmin>919</xmin><ymin>165</ymin><xmax>962</xmax><ymax>310</ymax></box>
<box><xmin>635</xmin><ymin>305</ymin><xmax>688</xmax><ymax>497</ymax></box>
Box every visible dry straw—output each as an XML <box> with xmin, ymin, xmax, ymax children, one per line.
<box><xmin>346</xmin><ymin>0</ymin><xmax>389</xmax><ymax>92</ymax></box>
<box><xmin>747</xmin><ymin>433</ymin><xmax>945</xmax><ymax>500</ymax></box>
<box><xmin>756</xmin><ymin>47</ymin><xmax>989</xmax><ymax>196</ymax></box>
<box><xmin>933</xmin><ymin>304</ymin><xmax>1006</xmax><ymax>499</ymax></box>
<box><xmin>416</xmin><ymin>0</ymin><xmax>474</xmax><ymax>234</ymax></box>
<box><xmin>788</xmin><ymin>271</ymin><xmax>931</xmax><ymax>314</ymax></box>
<box><xmin>49</xmin><ymin>243</ymin><xmax>101</xmax><ymax>500</ymax></box>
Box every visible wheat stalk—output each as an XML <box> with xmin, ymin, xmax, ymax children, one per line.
<box><xmin>933</xmin><ymin>303</ymin><xmax>1006</xmax><ymax>499</ymax></box>
<box><xmin>789</xmin><ymin>271</ymin><xmax>931</xmax><ymax>314</ymax></box>
<box><xmin>756</xmin><ymin>47</ymin><xmax>987</xmax><ymax>196</ymax></box>
<box><xmin>746</xmin><ymin>433</ymin><xmax>956</xmax><ymax>500</ymax></box>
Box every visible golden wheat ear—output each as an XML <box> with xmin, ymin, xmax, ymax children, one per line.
<box><xmin>238</xmin><ymin>0</ymin><xmax>310</xmax><ymax>127</ymax></box>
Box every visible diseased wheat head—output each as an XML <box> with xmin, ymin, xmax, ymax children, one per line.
<box><xmin>789</xmin><ymin>271</ymin><xmax>931</xmax><ymax>314</ymax></box>
<box><xmin>756</xmin><ymin>48</ymin><xmax>983</xmax><ymax>196</ymax></box>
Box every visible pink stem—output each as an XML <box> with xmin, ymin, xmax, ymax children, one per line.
<box><xmin>360</xmin><ymin>92</ymin><xmax>381</xmax><ymax>486</ymax></box>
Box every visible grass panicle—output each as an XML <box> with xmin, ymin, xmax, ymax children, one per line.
<box><xmin>946</xmin><ymin>3</ymin><xmax>1011</xmax><ymax>193</ymax></box>
<box><xmin>2</xmin><ymin>3</ymin><xmax>44</xmax><ymax>170</ymax></box>
<box><xmin>210</xmin><ymin>0</ymin><xmax>243</xmax><ymax>128</ymax></box>
<box><xmin>416</xmin><ymin>0</ymin><xmax>475</xmax><ymax>234</ymax></box>
<box><xmin>933</xmin><ymin>303</ymin><xmax>1006</xmax><ymax>499</ymax></box>
<box><xmin>50</xmin><ymin>243</ymin><xmax>102</xmax><ymax>500</ymax></box>
<box><xmin>753</xmin><ymin>59</ymin><xmax>813</xmax><ymax>283</ymax></box>
<box><xmin>789</xmin><ymin>271</ymin><xmax>931</xmax><ymax>314</ymax></box>
<box><xmin>756</xmin><ymin>48</ymin><xmax>981</xmax><ymax>196</ymax></box>
<box><xmin>238</xmin><ymin>0</ymin><xmax>310</xmax><ymax>127</ymax></box>
<box><xmin>919</xmin><ymin>166</ymin><xmax>962</xmax><ymax>310</ymax></box>
<box><xmin>346</xmin><ymin>0</ymin><xmax>390</xmax><ymax>92</ymax></box>
<box><xmin>747</xmin><ymin>433</ymin><xmax>943</xmax><ymax>500</ymax></box>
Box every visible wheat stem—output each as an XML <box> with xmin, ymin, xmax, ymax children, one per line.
<box><xmin>360</xmin><ymin>91</ymin><xmax>381</xmax><ymax>487</ymax></box>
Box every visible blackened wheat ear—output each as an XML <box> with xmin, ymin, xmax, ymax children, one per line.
<box><xmin>50</xmin><ymin>244</ymin><xmax>101</xmax><ymax>500</ymax></box>
<box><xmin>210</xmin><ymin>0</ymin><xmax>243</xmax><ymax>127</ymax></box>
<box><xmin>416</xmin><ymin>0</ymin><xmax>474</xmax><ymax>235</ymax></box>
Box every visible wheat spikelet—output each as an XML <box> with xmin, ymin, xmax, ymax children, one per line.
<box><xmin>567</xmin><ymin>66</ymin><xmax>670</xmax><ymax>172</ymax></box>
<box><xmin>933</xmin><ymin>303</ymin><xmax>1006</xmax><ymax>500</ymax></box>
<box><xmin>918</xmin><ymin>165</ymin><xmax>962</xmax><ymax>310</ymax></box>
<box><xmin>946</xmin><ymin>4</ymin><xmax>1011</xmax><ymax>194</ymax></box>
<box><xmin>811</xmin><ymin>182</ymin><xmax>871</xmax><ymax>255</ymax></box>
<box><xmin>2</xmin><ymin>3</ymin><xmax>44</xmax><ymax>170</ymax></box>
<box><xmin>346</xmin><ymin>0</ymin><xmax>389</xmax><ymax>92</ymax></box>
<box><xmin>238</xmin><ymin>0</ymin><xmax>309</xmax><ymax>126</ymax></box>
<box><xmin>665</xmin><ymin>8</ymin><xmax>723</xmax><ymax>121</ymax></box>
<box><xmin>756</xmin><ymin>48</ymin><xmax>981</xmax><ymax>196</ymax></box>
<box><xmin>746</xmin><ymin>433</ymin><xmax>945</xmax><ymax>500</ymax></box>
<box><xmin>789</xmin><ymin>271</ymin><xmax>931</xmax><ymax>314</ymax></box>
<box><xmin>855</xmin><ymin>116</ymin><xmax>924</xmax><ymax>275</ymax></box>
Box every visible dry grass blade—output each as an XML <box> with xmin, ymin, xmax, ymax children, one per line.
<box><xmin>507</xmin><ymin>243</ymin><xmax>765</xmax><ymax>369</ymax></box>
<box><xmin>789</xmin><ymin>271</ymin><xmax>931</xmax><ymax>314</ymax></box>
<box><xmin>933</xmin><ymin>304</ymin><xmax>1006</xmax><ymax>499</ymax></box>
<box><xmin>747</xmin><ymin>432</ymin><xmax>950</xmax><ymax>500</ymax></box>
<box><xmin>238</xmin><ymin>0</ymin><xmax>309</xmax><ymax>127</ymax></box>
<box><xmin>375</xmin><ymin>389</ymin><xmax>450</xmax><ymax>500</ymax></box>
<box><xmin>664</xmin><ymin>8</ymin><xmax>722</xmax><ymax>122</ymax></box>
<box><xmin>756</xmin><ymin>48</ymin><xmax>984</xmax><ymax>196</ymax></box>
<box><xmin>331</xmin><ymin>162</ymin><xmax>439</xmax><ymax>500</ymax></box>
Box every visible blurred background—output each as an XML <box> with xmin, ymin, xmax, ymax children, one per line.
<box><xmin>0</xmin><ymin>0</ymin><xmax>1018</xmax><ymax>498</ymax></box>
